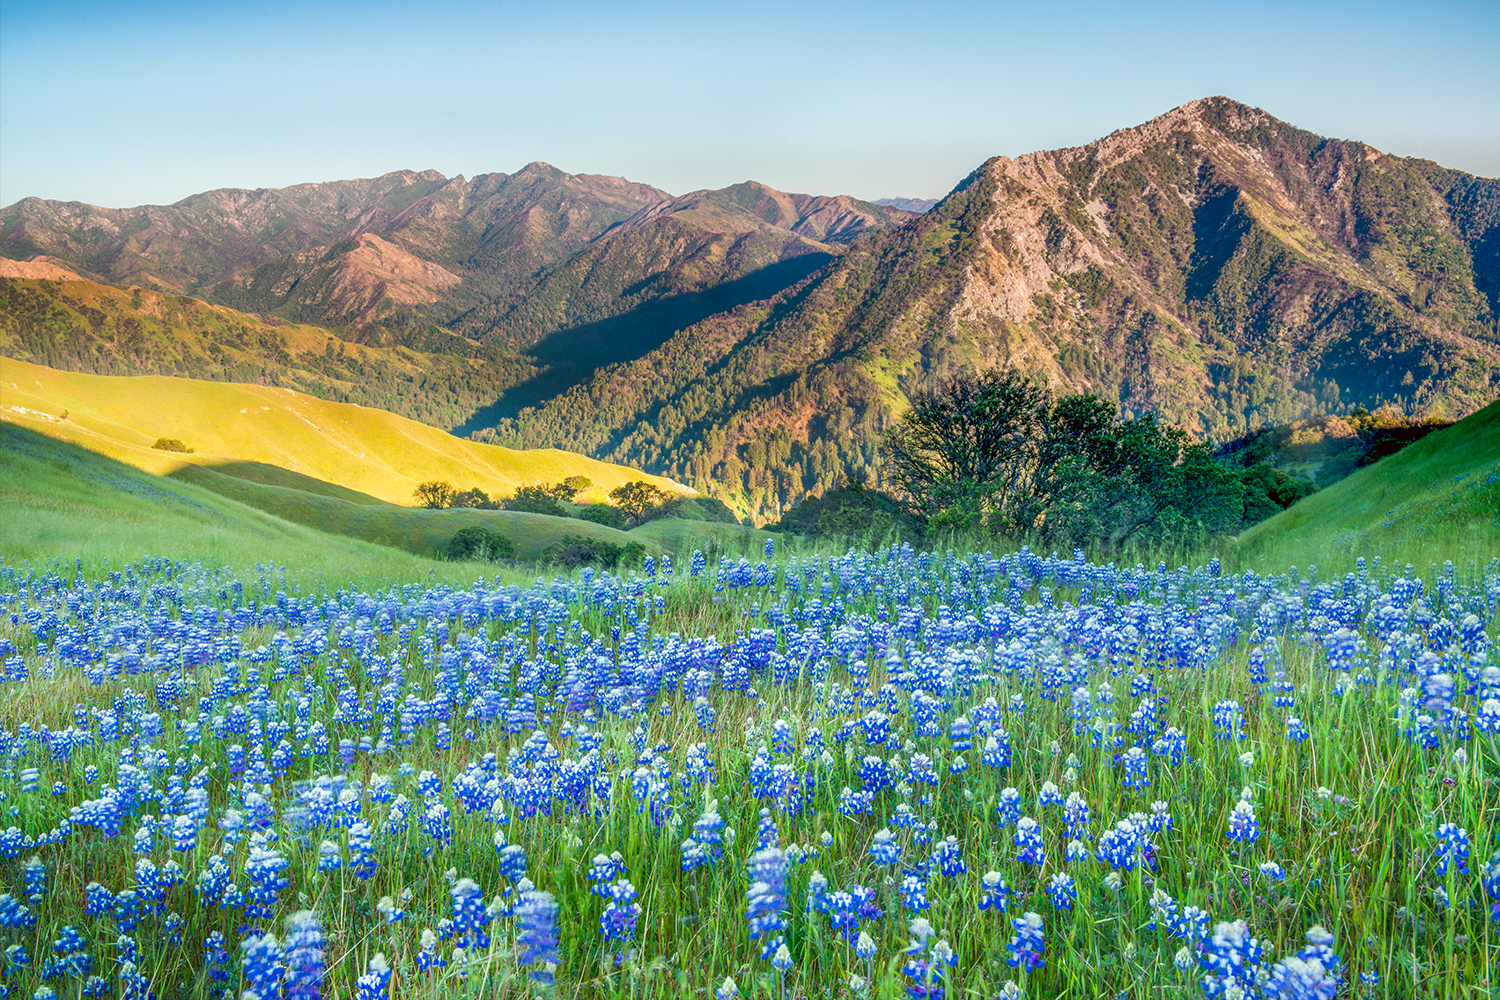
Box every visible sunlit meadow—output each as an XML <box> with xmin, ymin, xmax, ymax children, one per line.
<box><xmin>0</xmin><ymin>542</ymin><xmax>1496</xmax><ymax>999</ymax></box>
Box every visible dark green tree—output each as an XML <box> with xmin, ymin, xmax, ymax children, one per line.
<box><xmin>885</xmin><ymin>369</ymin><xmax>1050</xmax><ymax>532</ymax></box>
<box><xmin>413</xmin><ymin>480</ymin><xmax>455</xmax><ymax>508</ymax></box>
<box><xmin>609</xmin><ymin>481</ymin><xmax>668</xmax><ymax>525</ymax></box>
<box><xmin>507</xmin><ymin>485</ymin><xmax>567</xmax><ymax>517</ymax></box>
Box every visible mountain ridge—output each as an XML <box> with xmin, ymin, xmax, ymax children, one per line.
<box><xmin>5</xmin><ymin>97</ymin><xmax>1498</xmax><ymax>524</ymax></box>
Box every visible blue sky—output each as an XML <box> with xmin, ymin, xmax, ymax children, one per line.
<box><xmin>2</xmin><ymin>0</ymin><xmax>1497</xmax><ymax>208</ymax></box>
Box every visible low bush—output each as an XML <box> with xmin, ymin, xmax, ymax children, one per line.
<box><xmin>443</xmin><ymin>525</ymin><xmax>515</xmax><ymax>562</ymax></box>
<box><xmin>542</xmin><ymin>534</ymin><xmax>645</xmax><ymax>569</ymax></box>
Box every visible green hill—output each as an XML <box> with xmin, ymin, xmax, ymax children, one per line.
<box><xmin>1233</xmin><ymin>399</ymin><xmax>1500</xmax><ymax>570</ymax></box>
<box><xmin>0</xmin><ymin>422</ymin><xmax>502</xmax><ymax>586</ymax></box>
<box><xmin>0</xmin><ymin>355</ymin><xmax>686</xmax><ymax>506</ymax></box>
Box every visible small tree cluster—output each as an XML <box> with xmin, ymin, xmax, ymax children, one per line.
<box><xmin>884</xmin><ymin>368</ymin><xmax>1274</xmax><ymax>552</ymax></box>
<box><xmin>413</xmin><ymin>481</ymin><xmax>499</xmax><ymax>509</ymax></box>
<box><xmin>542</xmin><ymin>534</ymin><xmax>645</xmax><ymax>569</ymax></box>
<box><xmin>152</xmin><ymin>438</ymin><xmax>194</xmax><ymax>453</ymax></box>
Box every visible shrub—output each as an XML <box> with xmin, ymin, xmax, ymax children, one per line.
<box><xmin>542</xmin><ymin>534</ymin><xmax>645</xmax><ymax>569</ymax></box>
<box><xmin>576</xmin><ymin>504</ymin><xmax>626</xmax><ymax>529</ymax></box>
<box><xmin>444</xmin><ymin>526</ymin><xmax>516</xmax><ymax>562</ymax></box>
<box><xmin>151</xmin><ymin>438</ymin><xmax>194</xmax><ymax>453</ymax></box>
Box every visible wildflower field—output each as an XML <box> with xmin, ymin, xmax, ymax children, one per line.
<box><xmin>0</xmin><ymin>543</ymin><xmax>1497</xmax><ymax>1000</ymax></box>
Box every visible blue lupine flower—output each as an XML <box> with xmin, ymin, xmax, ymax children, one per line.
<box><xmin>871</xmin><ymin>828</ymin><xmax>901</xmax><ymax>865</ymax></box>
<box><xmin>979</xmin><ymin>871</ymin><xmax>1011</xmax><ymax>912</ymax></box>
<box><xmin>900</xmin><ymin>874</ymin><xmax>930</xmax><ymax>912</ymax></box>
<box><xmin>745</xmin><ymin>848</ymin><xmax>788</xmax><ymax>960</ymax></box>
<box><xmin>1007</xmin><ymin>912</ymin><xmax>1046</xmax><ymax>971</ymax></box>
<box><xmin>600</xmin><ymin>879</ymin><xmax>640</xmax><ymax>965</ymax></box>
<box><xmin>1227</xmin><ymin>797</ymin><xmax>1259</xmax><ymax>845</ymax></box>
<box><xmin>1285</xmin><ymin>716</ymin><xmax>1310</xmax><ymax>743</ymax></box>
<box><xmin>1199</xmin><ymin>920</ymin><xmax>1263</xmax><ymax>996</ymax></box>
<box><xmin>244</xmin><ymin>842</ymin><xmax>290</xmax><ymax>920</ymax></box>
<box><xmin>1045</xmin><ymin>872</ymin><xmax>1076</xmax><ymax>911</ymax></box>
<box><xmin>996</xmin><ymin>787</ymin><xmax>1023</xmax><ymax>827</ymax></box>
<box><xmin>283</xmin><ymin>910</ymin><xmax>325</xmax><ymax>1000</ymax></box>
<box><xmin>450</xmin><ymin>878</ymin><xmax>492</xmax><ymax>949</ymax></box>
<box><xmin>1120</xmin><ymin>747</ymin><xmax>1149</xmax><ymax>790</ymax></box>
<box><xmin>901</xmin><ymin>918</ymin><xmax>950</xmax><ymax>1000</ymax></box>
<box><xmin>240</xmin><ymin>930</ymin><xmax>285</xmax><ymax>999</ymax></box>
<box><xmin>354</xmin><ymin>953</ymin><xmax>391</xmax><ymax>1000</ymax></box>
<box><xmin>1063</xmin><ymin>792</ymin><xmax>1090</xmax><ymax>840</ymax></box>
<box><xmin>1014</xmin><ymin>817</ymin><xmax>1045</xmax><ymax>867</ymax></box>
<box><xmin>22</xmin><ymin>857</ymin><xmax>44</xmax><ymax>903</ymax></box>
<box><xmin>515</xmin><ymin>890</ymin><xmax>560</xmax><ymax>983</ymax></box>
<box><xmin>931</xmin><ymin>836</ymin><xmax>966</xmax><ymax>877</ymax></box>
<box><xmin>1434</xmin><ymin>823</ymin><xmax>1471</xmax><ymax>876</ymax></box>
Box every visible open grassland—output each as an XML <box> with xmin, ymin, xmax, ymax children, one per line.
<box><xmin>0</xmin><ymin>356</ymin><xmax>684</xmax><ymax>506</ymax></box>
<box><xmin>1233</xmin><ymin>400</ymin><xmax>1500</xmax><ymax>575</ymax></box>
<box><xmin>0</xmin><ymin>422</ymin><xmax>530</xmax><ymax>590</ymax></box>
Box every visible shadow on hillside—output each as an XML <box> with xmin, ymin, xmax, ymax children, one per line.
<box><xmin>166</xmin><ymin>460</ymin><xmax>390</xmax><ymax>506</ymax></box>
<box><xmin>453</xmin><ymin>253</ymin><xmax>831</xmax><ymax>433</ymax></box>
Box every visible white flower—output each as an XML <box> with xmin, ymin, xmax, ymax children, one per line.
<box><xmin>1239</xmin><ymin>751</ymin><xmax>1255</xmax><ymax>767</ymax></box>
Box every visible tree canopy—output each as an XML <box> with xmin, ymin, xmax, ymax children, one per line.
<box><xmin>884</xmin><ymin>369</ymin><xmax>1301</xmax><ymax>552</ymax></box>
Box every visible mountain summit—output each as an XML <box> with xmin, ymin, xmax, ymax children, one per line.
<box><xmin>473</xmin><ymin>97</ymin><xmax>1500</xmax><ymax>518</ymax></box>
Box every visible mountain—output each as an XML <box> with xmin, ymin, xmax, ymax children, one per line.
<box><xmin>472</xmin><ymin>97</ymin><xmax>1500</xmax><ymax>520</ymax></box>
<box><xmin>7</xmin><ymin>98</ymin><xmax>1498</xmax><ymax>525</ymax></box>
<box><xmin>0</xmin><ymin>166</ymin><xmax>909</xmax><ymax>339</ymax></box>
<box><xmin>446</xmin><ymin>182</ymin><xmax>913</xmax><ymax>422</ymax></box>
<box><xmin>875</xmin><ymin>197</ymin><xmax>939</xmax><ymax>214</ymax></box>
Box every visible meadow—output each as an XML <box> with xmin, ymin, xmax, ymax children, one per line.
<box><xmin>0</xmin><ymin>531</ymin><xmax>1495</xmax><ymax>1000</ymax></box>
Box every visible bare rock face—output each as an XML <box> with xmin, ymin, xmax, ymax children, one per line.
<box><xmin>0</xmin><ymin>258</ymin><xmax>85</xmax><ymax>281</ymax></box>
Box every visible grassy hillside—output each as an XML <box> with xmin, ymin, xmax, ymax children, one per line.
<box><xmin>169</xmin><ymin>463</ymin><xmax>656</xmax><ymax>561</ymax></box>
<box><xmin>1233</xmin><ymin>398</ymin><xmax>1500</xmax><ymax>569</ymax></box>
<box><xmin>0</xmin><ymin>423</ymin><xmax>511</xmax><ymax>588</ymax></box>
<box><xmin>0</xmin><ymin>355</ymin><xmax>686</xmax><ymax>505</ymax></box>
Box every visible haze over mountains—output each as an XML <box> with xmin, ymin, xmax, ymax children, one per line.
<box><xmin>4</xmin><ymin>97</ymin><xmax>1498</xmax><ymax>521</ymax></box>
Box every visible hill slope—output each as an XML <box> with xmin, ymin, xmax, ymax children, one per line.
<box><xmin>473</xmin><ymin>97</ymin><xmax>1500</xmax><ymax>520</ymax></box>
<box><xmin>0</xmin><ymin>356</ymin><xmax>685</xmax><ymax>506</ymax></box>
<box><xmin>0</xmin><ymin>167</ymin><xmax>910</xmax><ymax>342</ymax></box>
<box><xmin>0</xmin><ymin>276</ymin><xmax>534</xmax><ymax>429</ymax></box>
<box><xmin>1233</xmin><ymin>398</ymin><xmax>1500</xmax><ymax>569</ymax></box>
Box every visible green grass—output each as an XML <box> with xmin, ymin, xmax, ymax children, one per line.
<box><xmin>1232</xmin><ymin>399</ymin><xmax>1500</xmax><ymax>574</ymax></box>
<box><xmin>0</xmin><ymin>355</ymin><xmax>685</xmax><ymax>506</ymax></box>
<box><xmin>0</xmin><ymin>423</ymin><xmax>520</xmax><ymax>590</ymax></box>
<box><xmin>171</xmin><ymin>463</ymin><xmax>660</xmax><ymax>562</ymax></box>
